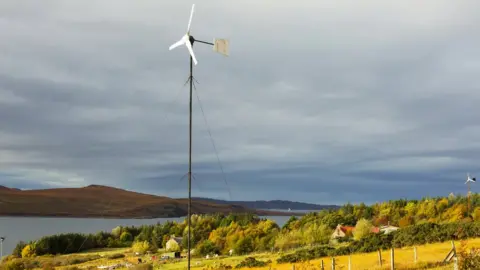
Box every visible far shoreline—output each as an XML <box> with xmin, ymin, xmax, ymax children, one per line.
<box><xmin>0</xmin><ymin>211</ymin><xmax>307</xmax><ymax>220</ymax></box>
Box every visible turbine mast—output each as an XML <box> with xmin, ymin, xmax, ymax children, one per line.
<box><xmin>167</xmin><ymin>4</ymin><xmax>229</xmax><ymax>269</ymax></box>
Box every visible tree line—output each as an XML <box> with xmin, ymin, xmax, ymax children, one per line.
<box><xmin>11</xmin><ymin>193</ymin><xmax>480</xmax><ymax>258</ymax></box>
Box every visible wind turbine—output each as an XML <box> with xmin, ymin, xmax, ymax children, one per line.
<box><xmin>465</xmin><ymin>173</ymin><xmax>476</xmax><ymax>215</ymax></box>
<box><xmin>168</xmin><ymin>4</ymin><xmax>229</xmax><ymax>270</ymax></box>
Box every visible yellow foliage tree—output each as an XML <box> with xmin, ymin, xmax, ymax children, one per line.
<box><xmin>353</xmin><ymin>218</ymin><xmax>373</xmax><ymax>241</ymax></box>
<box><xmin>404</xmin><ymin>201</ymin><xmax>417</xmax><ymax>216</ymax></box>
<box><xmin>274</xmin><ymin>230</ymin><xmax>303</xmax><ymax>250</ymax></box>
<box><xmin>448</xmin><ymin>204</ymin><xmax>467</xmax><ymax>222</ymax></box>
<box><xmin>437</xmin><ymin>198</ymin><xmax>449</xmax><ymax>213</ymax></box>
<box><xmin>21</xmin><ymin>244</ymin><xmax>35</xmax><ymax>258</ymax></box>
<box><xmin>473</xmin><ymin>207</ymin><xmax>480</xmax><ymax>221</ymax></box>
<box><xmin>209</xmin><ymin>226</ymin><xmax>229</xmax><ymax>252</ymax></box>
<box><xmin>302</xmin><ymin>223</ymin><xmax>331</xmax><ymax>246</ymax></box>
<box><xmin>398</xmin><ymin>215</ymin><xmax>413</xmax><ymax>228</ymax></box>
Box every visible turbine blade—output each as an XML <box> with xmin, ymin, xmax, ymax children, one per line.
<box><xmin>187</xmin><ymin>4</ymin><xmax>195</xmax><ymax>32</ymax></box>
<box><xmin>169</xmin><ymin>38</ymin><xmax>185</xmax><ymax>50</ymax></box>
<box><xmin>185</xmin><ymin>40</ymin><xmax>198</xmax><ymax>65</ymax></box>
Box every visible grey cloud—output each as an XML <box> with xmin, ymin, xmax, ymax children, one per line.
<box><xmin>0</xmin><ymin>0</ymin><xmax>480</xmax><ymax>204</ymax></box>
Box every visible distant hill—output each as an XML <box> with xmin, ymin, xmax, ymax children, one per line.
<box><xmin>0</xmin><ymin>185</ymin><xmax>296</xmax><ymax>218</ymax></box>
<box><xmin>193</xmin><ymin>198</ymin><xmax>340</xmax><ymax>211</ymax></box>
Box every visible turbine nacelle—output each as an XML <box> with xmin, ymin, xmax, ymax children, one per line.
<box><xmin>168</xmin><ymin>4</ymin><xmax>229</xmax><ymax>65</ymax></box>
<box><xmin>466</xmin><ymin>173</ymin><xmax>476</xmax><ymax>184</ymax></box>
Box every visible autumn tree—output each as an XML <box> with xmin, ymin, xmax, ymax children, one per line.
<box><xmin>21</xmin><ymin>244</ymin><xmax>35</xmax><ymax>258</ymax></box>
<box><xmin>353</xmin><ymin>218</ymin><xmax>373</xmax><ymax>240</ymax></box>
<box><xmin>303</xmin><ymin>223</ymin><xmax>331</xmax><ymax>245</ymax></box>
<box><xmin>398</xmin><ymin>215</ymin><xmax>414</xmax><ymax>228</ymax></box>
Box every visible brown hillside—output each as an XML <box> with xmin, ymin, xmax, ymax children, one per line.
<box><xmin>0</xmin><ymin>185</ymin><xmax>266</xmax><ymax>218</ymax></box>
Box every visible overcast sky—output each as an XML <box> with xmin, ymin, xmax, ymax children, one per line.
<box><xmin>1</xmin><ymin>1</ymin><xmax>480</xmax><ymax>205</ymax></box>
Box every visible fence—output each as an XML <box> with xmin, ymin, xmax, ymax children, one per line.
<box><xmin>284</xmin><ymin>241</ymin><xmax>459</xmax><ymax>270</ymax></box>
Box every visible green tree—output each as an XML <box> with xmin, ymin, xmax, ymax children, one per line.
<box><xmin>234</xmin><ymin>236</ymin><xmax>254</xmax><ymax>255</ymax></box>
<box><xmin>196</xmin><ymin>240</ymin><xmax>219</xmax><ymax>256</ymax></box>
<box><xmin>120</xmin><ymin>232</ymin><xmax>133</xmax><ymax>243</ymax></box>
<box><xmin>12</xmin><ymin>241</ymin><xmax>26</xmax><ymax>258</ymax></box>
<box><xmin>321</xmin><ymin>213</ymin><xmax>344</xmax><ymax>229</ymax></box>
<box><xmin>111</xmin><ymin>226</ymin><xmax>122</xmax><ymax>238</ymax></box>
<box><xmin>282</xmin><ymin>216</ymin><xmax>298</xmax><ymax>230</ymax></box>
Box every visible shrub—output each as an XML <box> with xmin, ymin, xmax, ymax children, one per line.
<box><xmin>277</xmin><ymin>246</ymin><xmax>336</xmax><ymax>263</ymax></box>
<box><xmin>204</xmin><ymin>263</ymin><xmax>232</xmax><ymax>270</ymax></box>
<box><xmin>2</xmin><ymin>261</ymin><xmax>25</xmax><ymax>270</ymax></box>
<box><xmin>132</xmin><ymin>241</ymin><xmax>150</xmax><ymax>254</ymax></box>
<box><xmin>235</xmin><ymin>257</ymin><xmax>269</xmax><ymax>268</ymax></box>
<box><xmin>41</xmin><ymin>262</ymin><xmax>55</xmax><ymax>270</ymax></box>
<box><xmin>67</xmin><ymin>255</ymin><xmax>101</xmax><ymax>266</ymax></box>
<box><xmin>130</xmin><ymin>264</ymin><xmax>153</xmax><ymax>270</ymax></box>
<box><xmin>349</xmin><ymin>233</ymin><xmax>393</xmax><ymax>253</ymax></box>
<box><xmin>1</xmin><ymin>255</ymin><xmax>17</xmax><ymax>263</ymax></box>
<box><xmin>458</xmin><ymin>240</ymin><xmax>480</xmax><ymax>269</ymax></box>
<box><xmin>107</xmin><ymin>253</ymin><xmax>125</xmax><ymax>260</ymax></box>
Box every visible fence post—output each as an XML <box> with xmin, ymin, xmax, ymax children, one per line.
<box><xmin>414</xmin><ymin>246</ymin><xmax>417</xmax><ymax>263</ymax></box>
<box><xmin>331</xmin><ymin>257</ymin><xmax>335</xmax><ymax>270</ymax></box>
<box><xmin>292</xmin><ymin>264</ymin><xmax>295</xmax><ymax>270</ymax></box>
<box><xmin>390</xmin><ymin>247</ymin><xmax>395</xmax><ymax>270</ymax></box>
<box><xmin>453</xmin><ymin>256</ymin><xmax>458</xmax><ymax>270</ymax></box>
<box><xmin>320</xmin><ymin>260</ymin><xmax>324</xmax><ymax>270</ymax></box>
<box><xmin>378</xmin><ymin>249</ymin><xmax>382</xmax><ymax>267</ymax></box>
<box><xmin>348</xmin><ymin>255</ymin><xmax>352</xmax><ymax>270</ymax></box>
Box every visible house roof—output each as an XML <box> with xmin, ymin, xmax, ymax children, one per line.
<box><xmin>337</xmin><ymin>224</ymin><xmax>381</xmax><ymax>234</ymax></box>
<box><xmin>338</xmin><ymin>225</ymin><xmax>355</xmax><ymax>233</ymax></box>
<box><xmin>380</xmin><ymin>225</ymin><xmax>399</xmax><ymax>230</ymax></box>
<box><xmin>168</xmin><ymin>236</ymin><xmax>183</xmax><ymax>243</ymax></box>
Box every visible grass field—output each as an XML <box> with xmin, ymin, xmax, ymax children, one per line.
<box><xmin>4</xmin><ymin>238</ymin><xmax>479</xmax><ymax>270</ymax></box>
<box><xmin>147</xmin><ymin>239</ymin><xmax>480</xmax><ymax>270</ymax></box>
